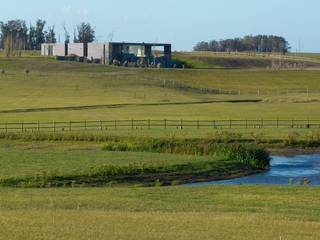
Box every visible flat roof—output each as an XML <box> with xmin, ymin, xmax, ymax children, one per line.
<box><xmin>110</xmin><ymin>42</ymin><xmax>171</xmax><ymax>47</ymax></box>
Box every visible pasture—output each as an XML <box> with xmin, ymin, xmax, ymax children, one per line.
<box><xmin>0</xmin><ymin>52</ymin><xmax>320</xmax><ymax>239</ymax></box>
<box><xmin>0</xmin><ymin>57</ymin><xmax>320</xmax><ymax>124</ymax></box>
<box><xmin>0</xmin><ymin>186</ymin><xmax>319</xmax><ymax>240</ymax></box>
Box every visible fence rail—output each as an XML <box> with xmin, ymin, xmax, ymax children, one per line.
<box><xmin>0</xmin><ymin>119</ymin><xmax>320</xmax><ymax>133</ymax></box>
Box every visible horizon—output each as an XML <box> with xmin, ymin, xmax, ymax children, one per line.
<box><xmin>1</xmin><ymin>0</ymin><xmax>319</xmax><ymax>52</ymax></box>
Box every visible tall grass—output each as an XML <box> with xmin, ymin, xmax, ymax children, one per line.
<box><xmin>102</xmin><ymin>141</ymin><xmax>270</xmax><ymax>169</ymax></box>
<box><xmin>0</xmin><ymin>133</ymin><xmax>270</xmax><ymax>187</ymax></box>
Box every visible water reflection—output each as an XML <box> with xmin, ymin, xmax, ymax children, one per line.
<box><xmin>190</xmin><ymin>154</ymin><xmax>320</xmax><ymax>186</ymax></box>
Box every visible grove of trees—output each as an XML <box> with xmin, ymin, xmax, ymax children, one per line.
<box><xmin>0</xmin><ymin>19</ymin><xmax>95</xmax><ymax>54</ymax></box>
<box><xmin>194</xmin><ymin>35</ymin><xmax>290</xmax><ymax>53</ymax></box>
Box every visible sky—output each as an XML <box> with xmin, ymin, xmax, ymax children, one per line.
<box><xmin>1</xmin><ymin>0</ymin><xmax>319</xmax><ymax>52</ymax></box>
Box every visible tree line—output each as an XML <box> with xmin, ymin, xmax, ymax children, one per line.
<box><xmin>194</xmin><ymin>35</ymin><xmax>290</xmax><ymax>53</ymax></box>
<box><xmin>0</xmin><ymin>19</ymin><xmax>96</xmax><ymax>53</ymax></box>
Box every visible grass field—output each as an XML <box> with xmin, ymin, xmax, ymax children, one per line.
<box><xmin>0</xmin><ymin>186</ymin><xmax>319</xmax><ymax>240</ymax></box>
<box><xmin>0</xmin><ymin>138</ymin><xmax>269</xmax><ymax>187</ymax></box>
<box><xmin>0</xmin><ymin>57</ymin><xmax>320</xmax><ymax>127</ymax></box>
<box><xmin>0</xmin><ymin>140</ymin><xmax>228</xmax><ymax>179</ymax></box>
<box><xmin>173</xmin><ymin>51</ymin><xmax>320</xmax><ymax>68</ymax></box>
<box><xmin>0</xmin><ymin>52</ymin><xmax>320</xmax><ymax>239</ymax></box>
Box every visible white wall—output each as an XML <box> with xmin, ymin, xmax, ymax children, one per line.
<box><xmin>88</xmin><ymin>43</ymin><xmax>109</xmax><ymax>63</ymax></box>
<box><xmin>53</xmin><ymin>44</ymin><xmax>66</xmax><ymax>56</ymax></box>
<box><xmin>41</xmin><ymin>44</ymin><xmax>53</xmax><ymax>56</ymax></box>
<box><xmin>68</xmin><ymin>43</ymin><xmax>84</xmax><ymax>56</ymax></box>
<box><xmin>88</xmin><ymin>43</ymin><xmax>104</xmax><ymax>59</ymax></box>
<box><xmin>41</xmin><ymin>43</ymin><xmax>65</xmax><ymax>56</ymax></box>
<box><xmin>41</xmin><ymin>42</ymin><xmax>110</xmax><ymax>64</ymax></box>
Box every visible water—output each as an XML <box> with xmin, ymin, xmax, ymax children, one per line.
<box><xmin>190</xmin><ymin>154</ymin><xmax>320</xmax><ymax>186</ymax></box>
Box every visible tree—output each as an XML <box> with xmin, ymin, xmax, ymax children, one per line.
<box><xmin>0</xmin><ymin>19</ymin><xmax>28</xmax><ymax>51</ymax></box>
<box><xmin>75</xmin><ymin>22</ymin><xmax>95</xmax><ymax>43</ymax></box>
<box><xmin>45</xmin><ymin>26</ymin><xmax>56</xmax><ymax>43</ymax></box>
<box><xmin>35</xmin><ymin>19</ymin><xmax>46</xmax><ymax>50</ymax></box>
<box><xmin>28</xmin><ymin>25</ymin><xmax>37</xmax><ymax>50</ymax></box>
<box><xmin>194</xmin><ymin>35</ymin><xmax>290</xmax><ymax>53</ymax></box>
<box><xmin>193</xmin><ymin>41</ymin><xmax>209</xmax><ymax>51</ymax></box>
<box><xmin>63</xmin><ymin>23</ymin><xmax>70</xmax><ymax>44</ymax></box>
<box><xmin>4</xmin><ymin>34</ymin><xmax>13</xmax><ymax>57</ymax></box>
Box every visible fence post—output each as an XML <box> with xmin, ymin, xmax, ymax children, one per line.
<box><xmin>53</xmin><ymin>121</ymin><xmax>56</xmax><ymax>132</ymax></box>
<box><xmin>131</xmin><ymin>119</ymin><xmax>134</xmax><ymax>129</ymax></box>
<box><xmin>164</xmin><ymin>119</ymin><xmax>167</xmax><ymax>129</ymax></box>
<box><xmin>261</xmin><ymin>119</ymin><xmax>264</xmax><ymax>128</ymax></box>
<box><xmin>5</xmin><ymin>121</ymin><xmax>7</xmax><ymax>133</ymax></box>
<box><xmin>213</xmin><ymin>120</ymin><xmax>216</xmax><ymax>129</ymax></box>
<box><xmin>277</xmin><ymin>119</ymin><xmax>279</xmax><ymax>128</ymax></box>
<box><xmin>100</xmin><ymin>120</ymin><xmax>103</xmax><ymax>131</ymax></box>
<box><xmin>37</xmin><ymin>121</ymin><xmax>40</xmax><ymax>132</ymax></box>
<box><xmin>197</xmin><ymin>120</ymin><xmax>200</xmax><ymax>129</ymax></box>
<box><xmin>84</xmin><ymin>120</ymin><xmax>87</xmax><ymax>130</ymax></box>
<box><xmin>229</xmin><ymin>120</ymin><xmax>232</xmax><ymax>129</ymax></box>
<box><xmin>148</xmin><ymin>119</ymin><xmax>151</xmax><ymax>129</ymax></box>
<box><xmin>114</xmin><ymin>120</ymin><xmax>117</xmax><ymax>129</ymax></box>
<box><xmin>291</xmin><ymin>120</ymin><xmax>294</xmax><ymax>128</ymax></box>
<box><xmin>180</xmin><ymin>119</ymin><xmax>183</xmax><ymax>129</ymax></box>
<box><xmin>21</xmin><ymin>121</ymin><xmax>24</xmax><ymax>132</ymax></box>
<box><xmin>69</xmin><ymin>121</ymin><xmax>72</xmax><ymax>131</ymax></box>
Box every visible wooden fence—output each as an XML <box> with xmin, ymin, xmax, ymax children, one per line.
<box><xmin>0</xmin><ymin>119</ymin><xmax>320</xmax><ymax>133</ymax></box>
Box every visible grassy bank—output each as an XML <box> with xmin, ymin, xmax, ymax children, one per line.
<box><xmin>1</xmin><ymin>129</ymin><xmax>320</xmax><ymax>147</ymax></box>
<box><xmin>0</xmin><ymin>139</ymin><xmax>269</xmax><ymax>187</ymax></box>
<box><xmin>0</xmin><ymin>186</ymin><xmax>319</xmax><ymax>240</ymax></box>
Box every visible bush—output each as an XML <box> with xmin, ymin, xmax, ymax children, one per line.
<box><xmin>102</xmin><ymin>142</ymin><xmax>131</xmax><ymax>152</ymax></box>
<box><xmin>208</xmin><ymin>131</ymin><xmax>243</xmax><ymax>143</ymax></box>
<box><xmin>305</xmin><ymin>131</ymin><xmax>320</xmax><ymax>147</ymax></box>
<box><xmin>284</xmin><ymin>132</ymin><xmax>300</xmax><ymax>146</ymax></box>
<box><xmin>250</xmin><ymin>132</ymin><xmax>266</xmax><ymax>144</ymax></box>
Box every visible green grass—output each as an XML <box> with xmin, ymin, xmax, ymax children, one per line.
<box><xmin>0</xmin><ymin>139</ymin><xmax>269</xmax><ymax>187</ymax></box>
<box><xmin>173</xmin><ymin>51</ymin><xmax>320</xmax><ymax>68</ymax></box>
<box><xmin>0</xmin><ymin>52</ymin><xmax>319</xmax><ymax>238</ymax></box>
<box><xmin>0</xmin><ymin>186</ymin><xmax>319</xmax><ymax>239</ymax></box>
<box><xmin>0</xmin><ymin>140</ymin><xmax>220</xmax><ymax>179</ymax></box>
<box><xmin>0</xmin><ymin>56</ymin><xmax>320</xmax><ymax>129</ymax></box>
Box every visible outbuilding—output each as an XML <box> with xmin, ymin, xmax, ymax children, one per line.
<box><xmin>41</xmin><ymin>42</ymin><xmax>172</xmax><ymax>67</ymax></box>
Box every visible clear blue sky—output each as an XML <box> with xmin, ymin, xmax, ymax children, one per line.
<box><xmin>1</xmin><ymin>0</ymin><xmax>319</xmax><ymax>52</ymax></box>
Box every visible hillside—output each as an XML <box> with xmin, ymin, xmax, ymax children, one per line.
<box><xmin>0</xmin><ymin>53</ymin><xmax>320</xmax><ymax>139</ymax></box>
<box><xmin>173</xmin><ymin>51</ymin><xmax>320</xmax><ymax>69</ymax></box>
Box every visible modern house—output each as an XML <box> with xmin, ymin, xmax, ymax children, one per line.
<box><xmin>41</xmin><ymin>42</ymin><xmax>172</xmax><ymax>67</ymax></box>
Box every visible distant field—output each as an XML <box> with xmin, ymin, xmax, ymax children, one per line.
<box><xmin>0</xmin><ymin>57</ymin><xmax>320</xmax><ymax>127</ymax></box>
<box><xmin>173</xmin><ymin>51</ymin><xmax>320</xmax><ymax>69</ymax></box>
<box><xmin>0</xmin><ymin>186</ymin><xmax>319</xmax><ymax>240</ymax></box>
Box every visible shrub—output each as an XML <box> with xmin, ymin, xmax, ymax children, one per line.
<box><xmin>250</xmin><ymin>132</ymin><xmax>265</xmax><ymax>144</ymax></box>
<box><xmin>102</xmin><ymin>142</ymin><xmax>131</xmax><ymax>152</ymax></box>
<box><xmin>284</xmin><ymin>132</ymin><xmax>300</xmax><ymax>146</ymax></box>
<box><xmin>208</xmin><ymin>131</ymin><xmax>243</xmax><ymax>143</ymax></box>
<box><xmin>305</xmin><ymin>131</ymin><xmax>320</xmax><ymax>147</ymax></box>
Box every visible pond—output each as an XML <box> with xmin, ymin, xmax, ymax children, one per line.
<box><xmin>190</xmin><ymin>154</ymin><xmax>320</xmax><ymax>186</ymax></box>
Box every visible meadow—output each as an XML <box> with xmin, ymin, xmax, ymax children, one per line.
<box><xmin>0</xmin><ymin>186</ymin><xmax>319</xmax><ymax>240</ymax></box>
<box><xmin>0</xmin><ymin>57</ymin><xmax>320</xmax><ymax>125</ymax></box>
<box><xmin>0</xmin><ymin>52</ymin><xmax>320</xmax><ymax>239</ymax></box>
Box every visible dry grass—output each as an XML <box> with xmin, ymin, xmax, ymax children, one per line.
<box><xmin>0</xmin><ymin>186</ymin><xmax>319</xmax><ymax>240</ymax></box>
